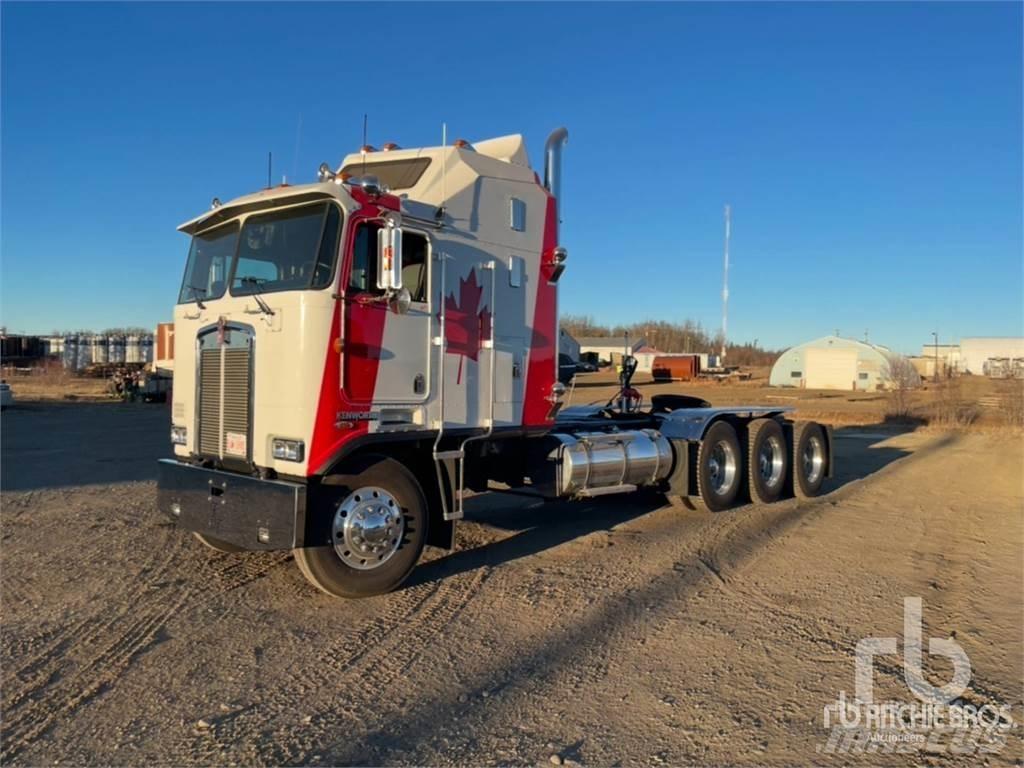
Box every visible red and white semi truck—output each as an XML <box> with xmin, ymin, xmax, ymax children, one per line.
<box><xmin>157</xmin><ymin>128</ymin><xmax>833</xmax><ymax>598</ymax></box>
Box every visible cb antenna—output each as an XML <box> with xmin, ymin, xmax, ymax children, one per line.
<box><xmin>361</xmin><ymin>113</ymin><xmax>368</xmax><ymax>177</ymax></box>
<box><xmin>440</xmin><ymin>122</ymin><xmax>448</xmax><ymax>220</ymax></box>
<box><xmin>291</xmin><ymin>113</ymin><xmax>302</xmax><ymax>183</ymax></box>
<box><xmin>721</xmin><ymin>204</ymin><xmax>731</xmax><ymax>363</ymax></box>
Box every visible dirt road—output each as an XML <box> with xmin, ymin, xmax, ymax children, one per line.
<box><xmin>1</xmin><ymin>403</ymin><xmax>1021</xmax><ymax>765</ymax></box>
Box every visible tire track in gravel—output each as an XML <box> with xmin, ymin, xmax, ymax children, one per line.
<box><xmin>1</xmin><ymin>529</ymin><xmax>293</xmax><ymax>763</ymax></box>
<box><xmin>175</xmin><ymin>565</ymin><xmax>491</xmax><ymax>766</ymax></box>
<box><xmin>2</xmin><ymin>520</ymin><xmax>184</xmax><ymax>717</ymax></box>
<box><xmin>1</xmin><ymin>581</ymin><xmax>194</xmax><ymax>763</ymax></box>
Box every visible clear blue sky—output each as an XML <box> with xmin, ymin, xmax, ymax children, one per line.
<box><xmin>2</xmin><ymin>2</ymin><xmax>1021</xmax><ymax>353</ymax></box>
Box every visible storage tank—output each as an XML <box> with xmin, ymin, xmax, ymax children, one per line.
<box><xmin>76</xmin><ymin>339</ymin><xmax>92</xmax><ymax>370</ymax></box>
<box><xmin>109</xmin><ymin>335</ymin><xmax>126</xmax><ymax>364</ymax></box>
<box><xmin>125</xmin><ymin>335</ymin><xmax>141</xmax><ymax>363</ymax></box>
<box><xmin>88</xmin><ymin>335</ymin><xmax>108</xmax><ymax>365</ymax></box>
<box><xmin>63</xmin><ymin>335</ymin><xmax>76</xmax><ymax>369</ymax></box>
<box><xmin>45</xmin><ymin>336</ymin><xmax>65</xmax><ymax>357</ymax></box>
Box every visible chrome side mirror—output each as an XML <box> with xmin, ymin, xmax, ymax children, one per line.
<box><xmin>388</xmin><ymin>286</ymin><xmax>412</xmax><ymax>315</ymax></box>
<box><xmin>376</xmin><ymin>221</ymin><xmax>403</xmax><ymax>291</ymax></box>
<box><xmin>549</xmin><ymin>246</ymin><xmax>568</xmax><ymax>283</ymax></box>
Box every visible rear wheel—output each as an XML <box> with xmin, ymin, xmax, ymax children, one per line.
<box><xmin>193</xmin><ymin>532</ymin><xmax>245</xmax><ymax>553</ymax></box>
<box><xmin>293</xmin><ymin>457</ymin><xmax>427</xmax><ymax>598</ymax></box>
<box><xmin>747</xmin><ymin>418</ymin><xmax>789</xmax><ymax>504</ymax></box>
<box><xmin>693</xmin><ymin>420</ymin><xmax>743</xmax><ymax>512</ymax></box>
<box><xmin>791</xmin><ymin>421</ymin><xmax>827</xmax><ymax>499</ymax></box>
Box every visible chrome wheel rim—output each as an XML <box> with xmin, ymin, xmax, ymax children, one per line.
<box><xmin>802</xmin><ymin>436</ymin><xmax>825</xmax><ymax>485</ymax></box>
<box><xmin>333</xmin><ymin>486</ymin><xmax>404</xmax><ymax>570</ymax></box>
<box><xmin>707</xmin><ymin>440</ymin><xmax>738</xmax><ymax>495</ymax></box>
<box><xmin>758</xmin><ymin>434</ymin><xmax>786</xmax><ymax>489</ymax></box>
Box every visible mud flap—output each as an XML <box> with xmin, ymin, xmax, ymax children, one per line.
<box><xmin>665</xmin><ymin>438</ymin><xmax>691</xmax><ymax>497</ymax></box>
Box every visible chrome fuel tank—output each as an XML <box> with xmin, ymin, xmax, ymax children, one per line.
<box><xmin>553</xmin><ymin>429</ymin><xmax>673</xmax><ymax>497</ymax></box>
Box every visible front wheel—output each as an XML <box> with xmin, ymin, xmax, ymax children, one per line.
<box><xmin>293</xmin><ymin>457</ymin><xmax>428</xmax><ymax>598</ymax></box>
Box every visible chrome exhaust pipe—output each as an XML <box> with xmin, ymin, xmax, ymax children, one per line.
<box><xmin>543</xmin><ymin>127</ymin><xmax>569</xmax><ymax>224</ymax></box>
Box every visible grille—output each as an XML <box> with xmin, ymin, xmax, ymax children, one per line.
<box><xmin>197</xmin><ymin>342</ymin><xmax>252</xmax><ymax>459</ymax></box>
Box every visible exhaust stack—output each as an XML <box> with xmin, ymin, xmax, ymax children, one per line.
<box><xmin>543</xmin><ymin>127</ymin><xmax>569</xmax><ymax>226</ymax></box>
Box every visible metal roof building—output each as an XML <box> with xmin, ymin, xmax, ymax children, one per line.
<box><xmin>576</xmin><ymin>336</ymin><xmax>647</xmax><ymax>364</ymax></box>
<box><xmin>959</xmin><ymin>337</ymin><xmax>1024</xmax><ymax>375</ymax></box>
<box><xmin>770</xmin><ymin>335</ymin><xmax>917</xmax><ymax>391</ymax></box>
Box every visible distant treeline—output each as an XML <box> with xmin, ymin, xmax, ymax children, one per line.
<box><xmin>561</xmin><ymin>315</ymin><xmax>780</xmax><ymax>367</ymax></box>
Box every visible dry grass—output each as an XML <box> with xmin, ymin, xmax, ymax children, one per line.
<box><xmin>2</xmin><ymin>363</ymin><xmax>111</xmax><ymax>401</ymax></box>
<box><xmin>924</xmin><ymin>377</ymin><xmax>980</xmax><ymax>427</ymax></box>
<box><xmin>995</xmin><ymin>379</ymin><xmax>1024</xmax><ymax>428</ymax></box>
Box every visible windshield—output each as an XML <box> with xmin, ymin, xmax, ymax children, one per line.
<box><xmin>231</xmin><ymin>203</ymin><xmax>340</xmax><ymax>296</ymax></box>
<box><xmin>178</xmin><ymin>222</ymin><xmax>238</xmax><ymax>304</ymax></box>
<box><xmin>177</xmin><ymin>202</ymin><xmax>342</xmax><ymax>305</ymax></box>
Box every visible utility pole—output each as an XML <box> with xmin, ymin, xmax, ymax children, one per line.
<box><xmin>721</xmin><ymin>204</ymin><xmax>730</xmax><ymax>364</ymax></box>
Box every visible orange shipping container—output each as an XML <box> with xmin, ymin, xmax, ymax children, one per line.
<box><xmin>156</xmin><ymin>322</ymin><xmax>175</xmax><ymax>362</ymax></box>
<box><xmin>651</xmin><ymin>355</ymin><xmax>700</xmax><ymax>382</ymax></box>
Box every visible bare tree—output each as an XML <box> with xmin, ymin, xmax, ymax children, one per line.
<box><xmin>883</xmin><ymin>355</ymin><xmax>920</xmax><ymax>419</ymax></box>
<box><xmin>560</xmin><ymin>315</ymin><xmax>780</xmax><ymax>365</ymax></box>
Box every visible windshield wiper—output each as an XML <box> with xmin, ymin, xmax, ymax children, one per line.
<box><xmin>188</xmin><ymin>284</ymin><xmax>207</xmax><ymax>310</ymax></box>
<box><xmin>239</xmin><ymin>277</ymin><xmax>276</xmax><ymax>316</ymax></box>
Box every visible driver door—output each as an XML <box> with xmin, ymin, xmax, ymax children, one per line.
<box><xmin>342</xmin><ymin>219</ymin><xmax>431</xmax><ymax>405</ymax></box>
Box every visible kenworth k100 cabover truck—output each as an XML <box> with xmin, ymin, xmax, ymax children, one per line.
<box><xmin>157</xmin><ymin>128</ymin><xmax>833</xmax><ymax>598</ymax></box>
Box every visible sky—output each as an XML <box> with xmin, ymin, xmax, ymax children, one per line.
<box><xmin>1</xmin><ymin>2</ymin><xmax>1021</xmax><ymax>354</ymax></box>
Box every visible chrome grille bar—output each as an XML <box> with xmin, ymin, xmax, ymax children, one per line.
<box><xmin>196</xmin><ymin>331</ymin><xmax>252</xmax><ymax>460</ymax></box>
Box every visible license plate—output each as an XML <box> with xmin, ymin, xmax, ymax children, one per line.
<box><xmin>225</xmin><ymin>432</ymin><xmax>247</xmax><ymax>456</ymax></box>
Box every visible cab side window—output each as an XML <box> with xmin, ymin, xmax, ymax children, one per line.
<box><xmin>348</xmin><ymin>223</ymin><xmax>377</xmax><ymax>293</ymax></box>
<box><xmin>348</xmin><ymin>223</ymin><xmax>428</xmax><ymax>302</ymax></box>
<box><xmin>401</xmin><ymin>232</ymin><xmax>428</xmax><ymax>303</ymax></box>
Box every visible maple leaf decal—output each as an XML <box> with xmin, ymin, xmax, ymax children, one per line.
<box><xmin>440</xmin><ymin>268</ymin><xmax>492</xmax><ymax>384</ymax></box>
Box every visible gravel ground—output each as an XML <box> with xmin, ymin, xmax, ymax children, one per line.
<box><xmin>1</xmin><ymin>401</ymin><xmax>1021</xmax><ymax>766</ymax></box>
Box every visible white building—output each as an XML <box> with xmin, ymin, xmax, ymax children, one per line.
<box><xmin>770</xmin><ymin>335</ymin><xmax>918</xmax><ymax>391</ymax></box>
<box><xmin>919</xmin><ymin>343</ymin><xmax>962</xmax><ymax>373</ymax></box>
<box><xmin>959</xmin><ymin>337</ymin><xmax>1024</xmax><ymax>375</ymax></box>
<box><xmin>576</xmin><ymin>336</ymin><xmax>646</xmax><ymax>365</ymax></box>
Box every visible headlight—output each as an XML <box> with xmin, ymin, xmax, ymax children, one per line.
<box><xmin>272</xmin><ymin>438</ymin><xmax>305</xmax><ymax>462</ymax></box>
<box><xmin>171</xmin><ymin>426</ymin><xmax>187</xmax><ymax>445</ymax></box>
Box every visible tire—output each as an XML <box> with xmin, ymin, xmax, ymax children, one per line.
<box><xmin>693</xmin><ymin>420</ymin><xmax>744</xmax><ymax>512</ymax></box>
<box><xmin>293</xmin><ymin>457</ymin><xmax>428</xmax><ymax>598</ymax></box>
<box><xmin>747</xmin><ymin>418</ymin><xmax>789</xmax><ymax>504</ymax></box>
<box><xmin>193</xmin><ymin>532</ymin><xmax>246</xmax><ymax>553</ymax></box>
<box><xmin>791</xmin><ymin>421</ymin><xmax>827</xmax><ymax>499</ymax></box>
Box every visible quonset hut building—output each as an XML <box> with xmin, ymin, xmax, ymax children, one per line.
<box><xmin>769</xmin><ymin>335</ymin><xmax>918</xmax><ymax>391</ymax></box>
